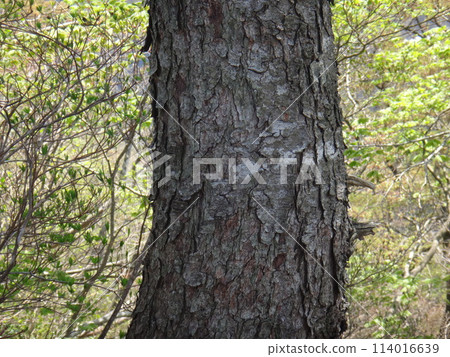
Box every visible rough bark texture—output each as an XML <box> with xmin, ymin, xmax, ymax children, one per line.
<box><xmin>127</xmin><ymin>0</ymin><xmax>352</xmax><ymax>338</ymax></box>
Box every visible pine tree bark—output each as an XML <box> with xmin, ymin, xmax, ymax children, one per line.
<box><xmin>128</xmin><ymin>0</ymin><xmax>352</xmax><ymax>338</ymax></box>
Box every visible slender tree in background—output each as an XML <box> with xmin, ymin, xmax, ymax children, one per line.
<box><xmin>128</xmin><ymin>0</ymin><xmax>352</xmax><ymax>338</ymax></box>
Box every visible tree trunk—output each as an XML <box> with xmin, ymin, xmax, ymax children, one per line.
<box><xmin>127</xmin><ymin>0</ymin><xmax>352</xmax><ymax>338</ymax></box>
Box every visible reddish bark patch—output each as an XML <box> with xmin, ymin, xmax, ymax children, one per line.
<box><xmin>272</xmin><ymin>253</ymin><xmax>286</xmax><ymax>270</ymax></box>
<box><xmin>221</xmin><ymin>213</ymin><xmax>239</xmax><ymax>242</ymax></box>
<box><xmin>213</xmin><ymin>283</ymin><xmax>229</xmax><ymax>302</ymax></box>
<box><xmin>243</xmin><ymin>290</ymin><xmax>257</xmax><ymax>306</ymax></box>
<box><xmin>241</xmin><ymin>242</ymin><xmax>254</xmax><ymax>259</ymax></box>
<box><xmin>208</xmin><ymin>0</ymin><xmax>223</xmax><ymax>38</ymax></box>
<box><xmin>175</xmin><ymin>74</ymin><xmax>186</xmax><ymax>97</ymax></box>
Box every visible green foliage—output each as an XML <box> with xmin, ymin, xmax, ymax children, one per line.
<box><xmin>0</xmin><ymin>0</ymin><xmax>151</xmax><ymax>338</ymax></box>
<box><xmin>334</xmin><ymin>0</ymin><xmax>449</xmax><ymax>338</ymax></box>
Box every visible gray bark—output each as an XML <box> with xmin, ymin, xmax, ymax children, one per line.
<box><xmin>128</xmin><ymin>0</ymin><xmax>352</xmax><ymax>338</ymax></box>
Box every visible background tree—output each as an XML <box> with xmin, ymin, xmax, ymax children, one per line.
<box><xmin>333</xmin><ymin>0</ymin><xmax>449</xmax><ymax>338</ymax></box>
<box><xmin>0</xmin><ymin>0</ymin><xmax>150</xmax><ymax>338</ymax></box>
<box><xmin>127</xmin><ymin>0</ymin><xmax>352</xmax><ymax>338</ymax></box>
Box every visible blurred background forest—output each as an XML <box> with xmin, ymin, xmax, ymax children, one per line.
<box><xmin>0</xmin><ymin>0</ymin><xmax>448</xmax><ymax>338</ymax></box>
